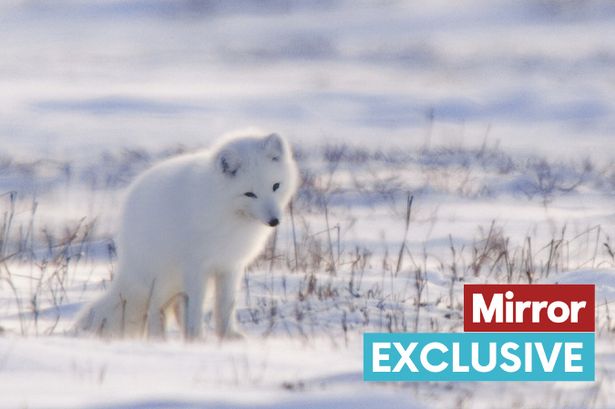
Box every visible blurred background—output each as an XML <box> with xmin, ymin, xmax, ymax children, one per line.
<box><xmin>2</xmin><ymin>0</ymin><xmax>615</xmax><ymax>159</ymax></box>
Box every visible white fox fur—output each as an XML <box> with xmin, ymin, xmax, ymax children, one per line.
<box><xmin>76</xmin><ymin>132</ymin><xmax>298</xmax><ymax>339</ymax></box>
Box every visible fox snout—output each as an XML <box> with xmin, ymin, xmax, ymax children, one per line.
<box><xmin>260</xmin><ymin>200</ymin><xmax>281</xmax><ymax>227</ymax></box>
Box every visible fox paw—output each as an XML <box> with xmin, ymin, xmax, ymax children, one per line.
<box><xmin>219</xmin><ymin>328</ymin><xmax>245</xmax><ymax>341</ymax></box>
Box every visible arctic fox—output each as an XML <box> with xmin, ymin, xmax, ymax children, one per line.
<box><xmin>76</xmin><ymin>132</ymin><xmax>298</xmax><ymax>339</ymax></box>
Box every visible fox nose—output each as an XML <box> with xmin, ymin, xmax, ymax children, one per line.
<box><xmin>268</xmin><ymin>218</ymin><xmax>279</xmax><ymax>227</ymax></box>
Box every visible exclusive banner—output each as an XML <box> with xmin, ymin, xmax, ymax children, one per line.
<box><xmin>364</xmin><ymin>284</ymin><xmax>596</xmax><ymax>382</ymax></box>
<box><xmin>364</xmin><ymin>332</ymin><xmax>594</xmax><ymax>381</ymax></box>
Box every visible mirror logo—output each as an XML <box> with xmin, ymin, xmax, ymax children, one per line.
<box><xmin>364</xmin><ymin>284</ymin><xmax>595</xmax><ymax>381</ymax></box>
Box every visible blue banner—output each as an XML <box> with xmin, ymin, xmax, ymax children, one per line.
<box><xmin>364</xmin><ymin>332</ymin><xmax>594</xmax><ymax>381</ymax></box>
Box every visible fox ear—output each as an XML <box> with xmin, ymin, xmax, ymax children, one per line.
<box><xmin>262</xmin><ymin>133</ymin><xmax>284</xmax><ymax>161</ymax></box>
<box><xmin>217</xmin><ymin>149</ymin><xmax>241</xmax><ymax>177</ymax></box>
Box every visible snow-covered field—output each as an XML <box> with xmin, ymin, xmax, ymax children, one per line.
<box><xmin>1</xmin><ymin>0</ymin><xmax>615</xmax><ymax>408</ymax></box>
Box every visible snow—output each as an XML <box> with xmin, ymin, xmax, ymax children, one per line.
<box><xmin>1</xmin><ymin>0</ymin><xmax>615</xmax><ymax>408</ymax></box>
<box><xmin>0</xmin><ymin>336</ymin><xmax>384</xmax><ymax>409</ymax></box>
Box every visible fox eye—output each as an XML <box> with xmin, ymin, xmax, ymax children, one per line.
<box><xmin>244</xmin><ymin>192</ymin><xmax>257</xmax><ymax>198</ymax></box>
<box><xmin>272</xmin><ymin>182</ymin><xmax>280</xmax><ymax>192</ymax></box>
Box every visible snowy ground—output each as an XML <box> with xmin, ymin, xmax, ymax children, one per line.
<box><xmin>1</xmin><ymin>1</ymin><xmax>615</xmax><ymax>408</ymax></box>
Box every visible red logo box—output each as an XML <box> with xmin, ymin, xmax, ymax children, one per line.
<box><xmin>464</xmin><ymin>284</ymin><xmax>595</xmax><ymax>332</ymax></box>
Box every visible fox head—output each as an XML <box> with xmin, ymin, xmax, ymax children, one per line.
<box><xmin>215</xmin><ymin>132</ymin><xmax>298</xmax><ymax>227</ymax></box>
